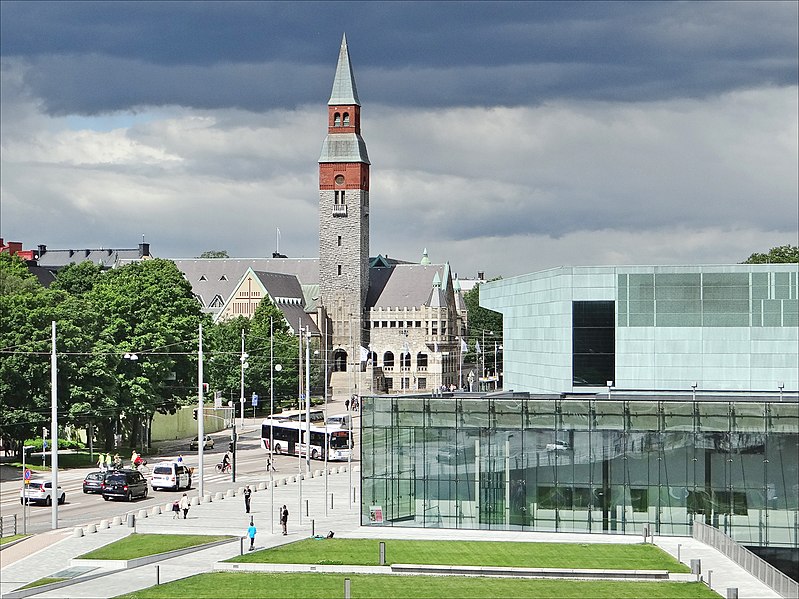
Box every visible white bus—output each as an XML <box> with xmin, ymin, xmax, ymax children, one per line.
<box><xmin>268</xmin><ymin>408</ymin><xmax>326</xmax><ymax>423</ymax></box>
<box><xmin>260</xmin><ymin>418</ymin><xmax>353</xmax><ymax>461</ymax></box>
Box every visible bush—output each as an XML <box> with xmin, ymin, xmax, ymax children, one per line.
<box><xmin>23</xmin><ymin>438</ymin><xmax>85</xmax><ymax>451</ymax></box>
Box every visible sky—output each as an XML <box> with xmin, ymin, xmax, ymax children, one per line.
<box><xmin>1</xmin><ymin>1</ymin><xmax>797</xmax><ymax>279</ymax></box>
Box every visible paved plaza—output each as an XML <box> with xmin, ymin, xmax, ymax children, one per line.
<box><xmin>0</xmin><ymin>464</ymin><xmax>782</xmax><ymax>599</ymax></box>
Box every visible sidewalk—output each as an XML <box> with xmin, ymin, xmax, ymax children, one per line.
<box><xmin>1</xmin><ymin>464</ymin><xmax>782</xmax><ymax>599</ymax></box>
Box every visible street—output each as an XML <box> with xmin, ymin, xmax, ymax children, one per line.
<box><xmin>0</xmin><ymin>412</ymin><xmax>359</xmax><ymax>535</ymax></box>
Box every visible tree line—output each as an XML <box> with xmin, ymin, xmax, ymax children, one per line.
<box><xmin>0</xmin><ymin>254</ymin><xmax>313</xmax><ymax>458</ymax></box>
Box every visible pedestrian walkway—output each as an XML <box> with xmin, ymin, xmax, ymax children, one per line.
<box><xmin>0</xmin><ymin>465</ymin><xmax>783</xmax><ymax>599</ymax></box>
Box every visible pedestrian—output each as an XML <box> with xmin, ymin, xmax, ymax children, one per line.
<box><xmin>280</xmin><ymin>504</ymin><xmax>289</xmax><ymax>535</ymax></box>
<box><xmin>247</xmin><ymin>518</ymin><xmax>256</xmax><ymax>551</ymax></box>
<box><xmin>177</xmin><ymin>454</ymin><xmax>183</xmax><ymax>464</ymax></box>
<box><xmin>243</xmin><ymin>485</ymin><xmax>252</xmax><ymax>513</ymax></box>
<box><xmin>105</xmin><ymin>452</ymin><xmax>112</xmax><ymax>471</ymax></box>
<box><xmin>345</xmin><ymin>398</ymin><xmax>350</xmax><ymax>411</ymax></box>
<box><xmin>179</xmin><ymin>493</ymin><xmax>190</xmax><ymax>519</ymax></box>
<box><xmin>171</xmin><ymin>500</ymin><xmax>180</xmax><ymax>519</ymax></box>
<box><xmin>97</xmin><ymin>453</ymin><xmax>105</xmax><ymax>471</ymax></box>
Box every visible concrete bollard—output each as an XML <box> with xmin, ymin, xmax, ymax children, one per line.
<box><xmin>225</xmin><ymin>489</ymin><xmax>235</xmax><ymax>498</ymax></box>
<box><xmin>214</xmin><ymin>491</ymin><xmax>224</xmax><ymax>501</ymax></box>
<box><xmin>344</xmin><ymin>577</ymin><xmax>351</xmax><ymax>599</ymax></box>
<box><xmin>257</xmin><ymin>482</ymin><xmax>266</xmax><ymax>490</ymax></box>
<box><xmin>86</xmin><ymin>523</ymin><xmax>97</xmax><ymax>534</ymax></box>
<box><xmin>707</xmin><ymin>570</ymin><xmax>713</xmax><ymax>588</ymax></box>
<box><xmin>726</xmin><ymin>588</ymin><xmax>738</xmax><ymax>599</ymax></box>
<box><xmin>73</xmin><ymin>527</ymin><xmax>84</xmax><ymax>538</ymax></box>
<box><xmin>137</xmin><ymin>509</ymin><xmax>149</xmax><ymax>519</ymax></box>
<box><xmin>203</xmin><ymin>494</ymin><xmax>212</xmax><ymax>504</ymax></box>
<box><xmin>190</xmin><ymin>496</ymin><xmax>200</xmax><ymax>506</ymax></box>
<box><xmin>112</xmin><ymin>516</ymin><xmax>122</xmax><ymax>526</ymax></box>
<box><xmin>691</xmin><ymin>559</ymin><xmax>701</xmax><ymax>582</ymax></box>
<box><xmin>164</xmin><ymin>502</ymin><xmax>174</xmax><ymax>513</ymax></box>
<box><xmin>151</xmin><ymin>505</ymin><xmax>161</xmax><ymax>516</ymax></box>
<box><xmin>314</xmin><ymin>470</ymin><xmax>322</xmax><ymax>478</ymax></box>
<box><xmin>127</xmin><ymin>513</ymin><xmax>136</xmax><ymax>528</ymax></box>
<box><xmin>643</xmin><ymin>526</ymin><xmax>649</xmax><ymax>542</ymax></box>
<box><xmin>288</xmin><ymin>476</ymin><xmax>295</xmax><ymax>483</ymax></box>
<box><xmin>99</xmin><ymin>520</ymin><xmax>110</xmax><ymax>530</ymax></box>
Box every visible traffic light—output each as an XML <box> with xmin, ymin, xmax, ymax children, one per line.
<box><xmin>192</xmin><ymin>408</ymin><xmax>198</xmax><ymax>420</ymax></box>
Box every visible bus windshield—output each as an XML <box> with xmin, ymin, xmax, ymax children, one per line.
<box><xmin>329</xmin><ymin>430</ymin><xmax>350</xmax><ymax>449</ymax></box>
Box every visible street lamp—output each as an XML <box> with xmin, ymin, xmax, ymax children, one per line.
<box><xmin>21</xmin><ymin>445</ymin><xmax>34</xmax><ymax>534</ymax></box>
<box><xmin>240</xmin><ymin>328</ymin><xmax>249</xmax><ymax>431</ymax></box>
<box><xmin>691</xmin><ymin>382</ymin><xmax>698</xmax><ymax>402</ymax></box>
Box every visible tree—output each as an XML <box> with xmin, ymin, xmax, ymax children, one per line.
<box><xmin>0</xmin><ymin>252</ymin><xmax>41</xmax><ymax>296</ymax></box>
<box><xmin>463</xmin><ymin>280</ymin><xmax>503</xmax><ymax>371</ymax></box>
<box><xmin>198</xmin><ymin>250</ymin><xmax>229</xmax><ymax>259</ymax></box>
<box><xmin>50</xmin><ymin>260</ymin><xmax>104</xmax><ymax>296</ymax></box>
<box><xmin>86</xmin><ymin>259</ymin><xmax>207</xmax><ymax>448</ymax></box>
<box><xmin>742</xmin><ymin>245</ymin><xmax>799</xmax><ymax>264</ymax></box>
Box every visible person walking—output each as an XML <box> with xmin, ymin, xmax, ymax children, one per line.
<box><xmin>280</xmin><ymin>505</ymin><xmax>289</xmax><ymax>535</ymax></box>
<box><xmin>243</xmin><ymin>485</ymin><xmax>252</xmax><ymax>513</ymax></box>
<box><xmin>97</xmin><ymin>453</ymin><xmax>105</xmax><ymax>471</ymax></box>
<box><xmin>247</xmin><ymin>518</ymin><xmax>257</xmax><ymax>551</ymax></box>
<box><xmin>179</xmin><ymin>493</ymin><xmax>190</xmax><ymax>519</ymax></box>
<box><xmin>105</xmin><ymin>452</ymin><xmax>112</xmax><ymax>471</ymax></box>
<box><xmin>171</xmin><ymin>500</ymin><xmax>180</xmax><ymax>519</ymax></box>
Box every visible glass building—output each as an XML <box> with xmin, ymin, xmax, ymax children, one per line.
<box><xmin>361</xmin><ymin>393</ymin><xmax>799</xmax><ymax>549</ymax></box>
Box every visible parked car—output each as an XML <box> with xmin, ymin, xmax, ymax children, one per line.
<box><xmin>20</xmin><ymin>481</ymin><xmax>65</xmax><ymax>505</ymax></box>
<box><xmin>151</xmin><ymin>461</ymin><xmax>192</xmax><ymax>491</ymax></box>
<box><xmin>82</xmin><ymin>471</ymin><xmax>105</xmax><ymax>494</ymax></box>
<box><xmin>190</xmin><ymin>435</ymin><xmax>214</xmax><ymax>450</ymax></box>
<box><xmin>101</xmin><ymin>469</ymin><xmax>148</xmax><ymax>501</ymax></box>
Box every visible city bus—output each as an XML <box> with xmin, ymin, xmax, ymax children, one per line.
<box><xmin>260</xmin><ymin>418</ymin><xmax>353</xmax><ymax>461</ymax></box>
<box><xmin>268</xmin><ymin>408</ymin><xmax>326</xmax><ymax>423</ymax></box>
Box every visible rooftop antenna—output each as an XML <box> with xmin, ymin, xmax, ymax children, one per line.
<box><xmin>276</xmin><ymin>228</ymin><xmax>281</xmax><ymax>255</ymax></box>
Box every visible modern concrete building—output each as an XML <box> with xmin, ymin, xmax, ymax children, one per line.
<box><xmin>479</xmin><ymin>264</ymin><xmax>798</xmax><ymax>395</ymax></box>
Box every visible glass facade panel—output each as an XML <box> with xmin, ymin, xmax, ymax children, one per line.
<box><xmin>361</xmin><ymin>395</ymin><xmax>798</xmax><ymax>548</ymax></box>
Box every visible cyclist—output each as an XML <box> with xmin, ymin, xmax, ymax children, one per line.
<box><xmin>221</xmin><ymin>452</ymin><xmax>231</xmax><ymax>472</ymax></box>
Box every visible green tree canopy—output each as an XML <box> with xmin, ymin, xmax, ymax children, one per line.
<box><xmin>742</xmin><ymin>245</ymin><xmax>799</xmax><ymax>264</ymax></box>
<box><xmin>50</xmin><ymin>260</ymin><xmax>104</xmax><ymax>296</ymax></box>
<box><xmin>198</xmin><ymin>250</ymin><xmax>229</xmax><ymax>258</ymax></box>
<box><xmin>0</xmin><ymin>252</ymin><xmax>41</xmax><ymax>296</ymax></box>
<box><xmin>463</xmin><ymin>280</ymin><xmax>503</xmax><ymax>369</ymax></box>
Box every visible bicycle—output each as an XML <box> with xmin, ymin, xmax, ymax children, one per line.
<box><xmin>215</xmin><ymin>462</ymin><xmax>231</xmax><ymax>473</ymax></box>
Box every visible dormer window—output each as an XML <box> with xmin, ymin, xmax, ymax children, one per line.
<box><xmin>343</xmin><ymin>112</ymin><xmax>350</xmax><ymax>126</ymax></box>
<box><xmin>334</xmin><ymin>112</ymin><xmax>341</xmax><ymax>127</ymax></box>
<box><xmin>199</xmin><ymin>275</ymin><xmax>207</xmax><ymax>281</ymax></box>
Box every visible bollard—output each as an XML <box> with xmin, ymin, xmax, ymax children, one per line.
<box><xmin>99</xmin><ymin>519</ymin><xmax>110</xmax><ymax>530</ymax></box>
<box><xmin>306</xmin><ymin>499</ymin><xmax>309</xmax><ymax>517</ymax></box>
<box><xmin>73</xmin><ymin>527</ymin><xmax>84</xmax><ymax>538</ymax></box>
<box><xmin>642</xmin><ymin>526</ymin><xmax>649</xmax><ymax>543</ymax></box>
<box><xmin>726</xmin><ymin>588</ymin><xmax>738</xmax><ymax>599</ymax></box>
<box><xmin>707</xmin><ymin>570</ymin><xmax>712</xmax><ymax>588</ymax></box>
<box><xmin>352</xmin><ymin>486</ymin><xmax>356</xmax><ymax>503</ymax></box>
<box><xmin>240</xmin><ymin>537</ymin><xmax>245</xmax><ymax>555</ymax></box>
<box><xmin>330</xmin><ymin>493</ymin><xmax>334</xmax><ymax>510</ymax></box>
<box><xmin>86</xmin><ymin>523</ymin><xmax>97</xmax><ymax>534</ymax></box>
<box><xmin>127</xmin><ymin>513</ymin><xmax>136</xmax><ymax>528</ymax></box>
<box><xmin>312</xmin><ymin>519</ymin><xmax>315</xmax><ymax>537</ymax></box>
<box><xmin>156</xmin><ymin>564</ymin><xmax>160</xmax><ymax>586</ymax></box>
<box><xmin>112</xmin><ymin>516</ymin><xmax>122</xmax><ymax>526</ymax></box>
<box><xmin>344</xmin><ymin>577</ymin><xmax>351</xmax><ymax>599</ymax></box>
<box><xmin>379</xmin><ymin>541</ymin><xmax>386</xmax><ymax>565</ymax></box>
<box><xmin>690</xmin><ymin>559</ymin><xmax>701</xmax><ymax>582</ymax></box>
<box><xmin>677</xmin><ymin>543</ymin><xmax>682</xmax><ymax>563</ymax></box>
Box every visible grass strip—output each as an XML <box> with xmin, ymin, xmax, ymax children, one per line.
<box><xmin>116</xmin><ymin>572</ymin><xmax>717</xmax><ymax>598</ymax></box>
<box><xmin>0</xmin><ymin>534</ymin><xmax>29</xmax><ymax>546</ymax></box>
<box><xmin>20</xmin><ymin>577</ymin><xmax>67</xmax><ymax>590</ymax></box>
<box><xmin>228</xmin><ymin>538</ymin><xmax>689</xmax><ymax>572</ymax></box>
<box><xmin>78</xmin><ymin>533</ymin><xmax>231</xmax><ymax>560</ymax></box>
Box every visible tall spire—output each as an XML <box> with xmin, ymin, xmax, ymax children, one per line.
<box><xmin>328</xmin><ymin>33</ymin><xmax>360</xmax><ymax>106</ymax></box>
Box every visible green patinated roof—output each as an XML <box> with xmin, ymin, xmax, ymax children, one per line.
<box><xmin>328</xmin><ymin>33</ymin><xmax>360</xmax><ymax>106</ymax></box>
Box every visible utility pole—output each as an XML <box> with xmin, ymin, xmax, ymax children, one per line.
<box><xmin>50</xmin><ymin>321</ymin><xmax>58</xmax><ymax>530</ymax></box>
<box><xmin>198</xmin><ymin>323</ymin><xmax>205</xmax><ymax>498</ymax></box>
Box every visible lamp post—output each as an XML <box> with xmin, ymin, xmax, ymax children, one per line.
<box><xmin>691</xmin><ymin>382</ymin><xmax>698</xmax><ymax>403</ymax></box>
<box><xmin>21</xmin><ymin>445</ymin><xmax>33</xmax><ymax>534</ymax></box>
<box><xmin>50</xmin><ymin>321</ymin><xmax>58</xmax><ymax>530</ymax></box>
<box><xmin>240</xmin><ymin>329</ymin><xmax>248</xmax><ymax>431</ymax></box>
<box><xmin>197</xmin><ymin>323</ymin><xmax>205</xmax><ymax>498</ymax></box>
<box><xmin>778</xmin><ymin>382</ymin><xmax>784</xmax><ymax>402</ymax></box>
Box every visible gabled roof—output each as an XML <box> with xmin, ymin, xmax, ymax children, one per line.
<box><xmin>328</xmin><ymin>33</ymin><xmax>360</xmax><ymax>106</ymax></box>
<box><xmin>37</xmin><ymin>247</ymin><xmax>148</xmax><ymax>269</ymax></box>
<box><xmin>367</xmin><ymin>264</ymin><xmax>450</xmax><ymax>309</ymax></box>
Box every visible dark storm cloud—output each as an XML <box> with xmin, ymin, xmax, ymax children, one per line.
<box><xmin>2</xmin><ymin>1</ymin><xmax>796</xmax><ymax>114</ymax></box>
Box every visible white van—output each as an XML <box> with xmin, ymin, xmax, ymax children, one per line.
<box><xmin>151</xmin><ymin>461</ymin><xmax>192</xmax><ymax>491</ymax></box>
<box><xmin>326</xmin><ymin>414</ymin><xmax>352</xmax><ymax>429</ymax></box>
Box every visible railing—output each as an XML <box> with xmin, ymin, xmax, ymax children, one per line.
<box><xmin>0</xmin><ymin>514</ymin><xmax>18</xmax><ymax>537</ymax></box>
<box><xmin>692</xmin><ymin>520</ymin><xmax>798</xmax><ymax>598</ymax></box>
<box><xmin>332</xmin><ymin>205</ymin><xmax>348</xmax><ymax>217</ymax></box>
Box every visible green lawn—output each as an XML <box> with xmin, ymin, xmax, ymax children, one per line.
<box><xmin>0</xmin><ymin>534</ymin><xmax>28</xmax><ymax>546</ymax></box>
<box><xmin>78</xmin><ymin>534</ymin><xmax>231</xmax><ymax>560</ymax></box>
<box><xmin>116</xmin><ymin>572</ymin><xmax>717</xmax><ymax>599</ymax></box>
<box><xmin>228</xmin><ymin>539</ymin><xmax>689</xmax><ymax>572</ymax></box>
<box><xmin>7</xmin><ymin>451</ymin><xmax>97</xmax><ymax>470</ymax></box>
<box><xmin>20</xmin><ymin>577</ymin><xmax>67</xmax><ymax>590</ymax></box>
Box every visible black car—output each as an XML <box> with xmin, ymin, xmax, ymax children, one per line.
<box><xmin>102</xmin><ymin>469</ymin><xmax>148</xmax><ymax>501</ymax></box>
<box><xmin>82</xmin><ymin>471</ymin><xmax>105</xmax><ymax>494</ymax></box>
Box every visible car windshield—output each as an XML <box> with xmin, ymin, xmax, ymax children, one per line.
<box><xmin>87</xmin><ymin>473</ymin><xmax>103</xmax><ymax>481</ymax></box>
<box><xmin>106</xmin><ymin>474</ymin><xmax>126</xmax><ymax>484</ymax></box>
<box><xmin>153</xmin><ymin>466</ymin><xmax>172</xmax><ymax>475</ymax></box>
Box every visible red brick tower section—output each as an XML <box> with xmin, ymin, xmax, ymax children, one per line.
<box><xmin>319</xmin><ymin>34</ymin><xmax>370</xmax><ymax>374</ymax></box>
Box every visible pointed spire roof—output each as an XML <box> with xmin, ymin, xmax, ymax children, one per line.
<box><xmin>328</xmin><ymin>34</ymin><xmax>360</xmax><ymax>106</ymax></box>
<box><xmin>420</xmin><ymin>248</ymin><xmax>431</xmax><ymax>265</ymax></box>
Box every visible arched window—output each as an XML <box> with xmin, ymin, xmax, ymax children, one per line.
<box><xmin>367</xmin><ymin>351</ymin><xmax>377</xmax><ymax>365</ymax></box>
<box><xmin>334</xmin><ymin>113</ymin><xmax>341</xmax><ymax>127</ymax></box>
<box><xmin>333</xmin><ymin>349</ymin><xmax>347</xmax><ymax>372</ymax></box>
<box><xmin>383</xmin><ymin>351</ymin><xmax>395</xmax><ymax>369</ymax></box>
<box><xmin>417</xmin><ymin>353</ymin><xmax>428</xmax><ymax>368</ymax></box>
<box><xmin>343</xmin><ymin>112</ymin><xmax>350</xmax><ymax>126</ymax></box>
<box><xmin>401</xmin><ymin>352</ymin><xmax>411</xmax><ymax>370</ymax></box>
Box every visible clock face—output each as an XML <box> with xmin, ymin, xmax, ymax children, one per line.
<box><xmin>335</xmin><ymin>175</ymin><xmax>345</xmax><ymax>186</ymax></box>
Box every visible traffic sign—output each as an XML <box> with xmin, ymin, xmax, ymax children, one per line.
<box><xmin>24</xmin><ymin>468</ymin><xmax>31</xmax><ymax>481</ymax></box>
<box><xmin>251</xmin><ymin>393</ymin><xmax>259</xmax><ymax>407</ymax></box>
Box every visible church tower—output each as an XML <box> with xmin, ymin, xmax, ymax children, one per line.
<box><xmin>319</xmin><ymin>34</ymin><xmax>370</xmax><ymax>373</ymax></box>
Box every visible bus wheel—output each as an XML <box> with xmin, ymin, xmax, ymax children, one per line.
<box><xmin>311</xmin><ymin>449</ymin><xmax>319</xmax><ymax>460</ymax></box>
<box><xmin>274</xmin><ymin>443</ymin><xmax>282</xmax><ymax>454</ymax></box>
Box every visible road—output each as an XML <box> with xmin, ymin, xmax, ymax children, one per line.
<box><xmin>0</xmin><ymin>413</ymin><xmax>360</xmax><ymax>536</ymax></box>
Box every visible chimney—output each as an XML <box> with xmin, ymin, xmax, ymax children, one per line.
<box><xmin>478</xmin><ymin>271</ymin><xmax>485</xmax><ymax>280</ymax></box>
<box><xmin>84</xmin><ymin>249</ymin><xmax>91</xmax><ymax>257</ymax></box>
<box><xmin>139</xmin><ymin>242</ymin><xmax>150</xmax><ymax>258</ymax></box>
<box><xmin>38</xmin><ymin>244</ymin><xmax>47</xmax><ymax>256</ymax></box>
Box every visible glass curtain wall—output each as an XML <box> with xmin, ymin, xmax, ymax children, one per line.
<box><xmin>361</xmin><ymin>395</ymin><xmax>799</xmax><ymax>547</ymax></box>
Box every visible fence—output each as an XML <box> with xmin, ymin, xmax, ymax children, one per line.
<box><xmin>693</xmin><ymin>520</ymin><xmax>798</xmax><ymax>598</ymax></box>
<box><xmin>0</xmin><ymin>514</ymin><xmax>18</xmax><ymax>537</ymax></box>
